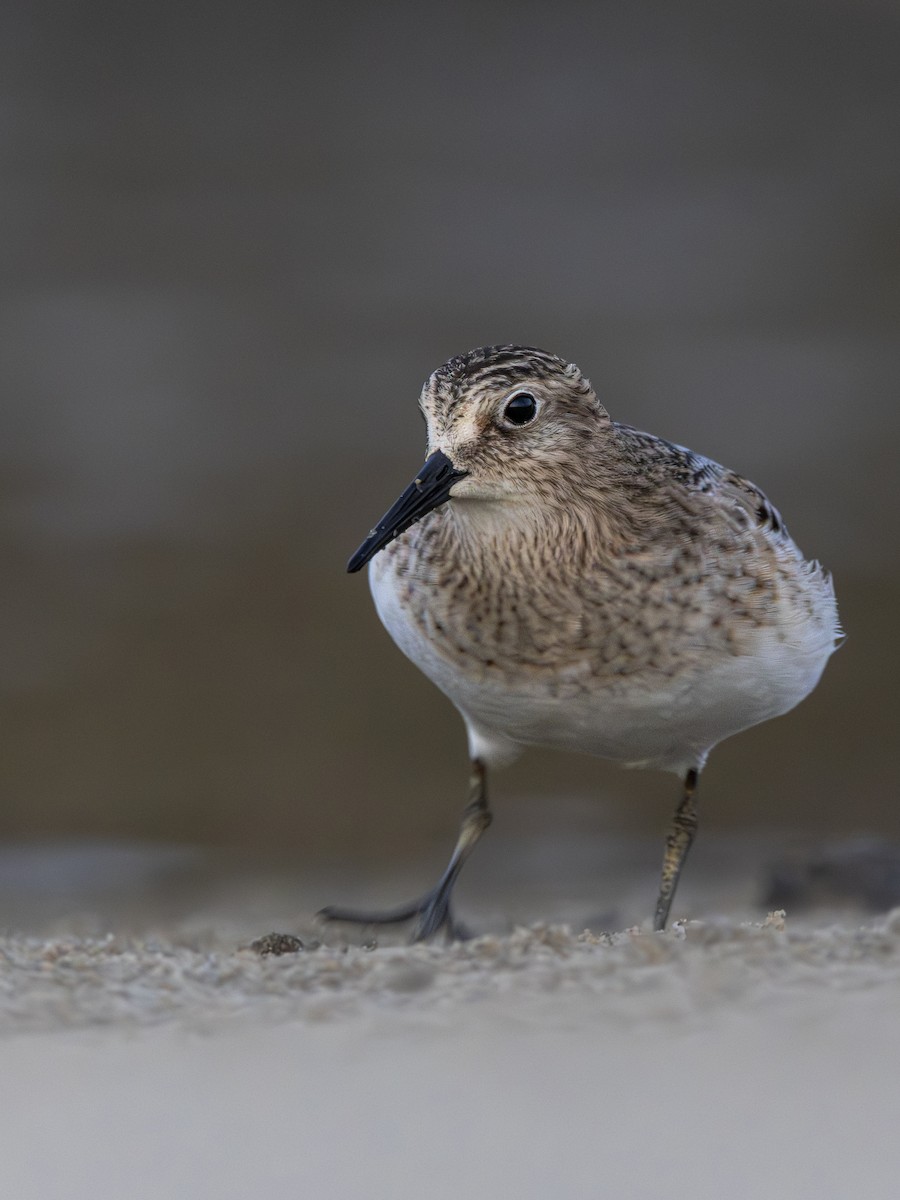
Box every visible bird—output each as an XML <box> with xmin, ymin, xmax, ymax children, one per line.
<box><xmin>320</xmin><ymin>345</ymin><xmax>841</xmax><ymax>940</ymax></box>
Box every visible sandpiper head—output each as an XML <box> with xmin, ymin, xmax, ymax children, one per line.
<box><xmin>347</xmin><ymin>345</ymin><xmax>608</xmax><ymax>572</ymax></box>
<box><xmin>420</xmin><ymin>346</ymin><xmax>605</xmax><ymax>494</ymax></box>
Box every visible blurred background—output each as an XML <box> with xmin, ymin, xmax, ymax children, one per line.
<box><xmin>1</xmin><ymin>0</ymin><xmax>898</xmax><ymax>925</ymax></box>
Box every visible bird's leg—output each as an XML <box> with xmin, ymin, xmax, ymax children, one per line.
<box><xmin>318</xmin><ymin>759</ymin><xmax>492</xmax><ymax>942</ymax></box>
<box><xmin>653</xmin><ymin>768</ymin><xmax>699</xmax><ymax>931</ymax></box>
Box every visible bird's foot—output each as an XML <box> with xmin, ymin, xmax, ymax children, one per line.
<box><xmin>318</xmin><ymin>886</ymin><xmax>472</xmax><ymax>943</ymax></box>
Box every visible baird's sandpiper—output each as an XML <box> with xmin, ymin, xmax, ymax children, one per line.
<box><xmin>321</xmin><ymin>345</ymin><xmax>841</xmax><ymax>939</ymax></box>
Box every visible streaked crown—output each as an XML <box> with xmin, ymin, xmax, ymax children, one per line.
<box><xmin>423</xmin><ymin>345</ymin><xmax>593</xmax><ymax>417</ymax></box>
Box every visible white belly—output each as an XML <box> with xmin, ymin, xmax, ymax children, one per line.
<box><xmin>370</xmin><ymin>559</ymin><xmax>835</xmax><ymax>775</ymax></box>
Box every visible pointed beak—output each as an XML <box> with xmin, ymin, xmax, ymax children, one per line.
<box><xmin>347</xmin><ymin>450</ymin><xmax>468</xmax><ymax>573</ymax></box>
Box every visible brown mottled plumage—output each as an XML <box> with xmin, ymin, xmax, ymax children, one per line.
<box><xmin>321</xmin><ymin>346</ymin><xmax>841</xmax><ymax>940</ymax></box>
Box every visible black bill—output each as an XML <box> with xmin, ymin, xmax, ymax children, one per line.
<box><xmin>347</xmin><ymin>449</ymin><xmax>468</xmax><ymax>573</ymax></box>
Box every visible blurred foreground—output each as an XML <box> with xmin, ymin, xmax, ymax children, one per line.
<box><xmin>3</xmin><ymin>849</ymin><xmax>900</xmax><ymax>1199</ymax></box>
<box><xmin>4</xmin><ymin>835</ymin><xmax>900</xmax><ymax>1198</ymax></box>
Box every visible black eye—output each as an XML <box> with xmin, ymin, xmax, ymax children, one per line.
<box><xmin>503</xmin><ymin>392</ymin><xmax>538</xmax><ymax>426</ymax></box>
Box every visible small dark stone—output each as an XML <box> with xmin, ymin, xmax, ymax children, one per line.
<box><xmin>250</xmin><ymin>932</ymin><xmax>305</xmax><ymax>956</ymax></box>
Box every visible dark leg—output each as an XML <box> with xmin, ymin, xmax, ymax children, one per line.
<box><xmin>653</xmin><ymin>768</ymin><xmax>699</xmax><ymax>931</ymax></box>
<box><xmin>318</xmin><ymin>759</ymin><xmax>492</xmax><ymax>942</ymax></box>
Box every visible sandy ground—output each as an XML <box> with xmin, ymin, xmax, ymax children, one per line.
<box><xmin>3</xmin><ymin>840</ymin><xmax>900</xmax><ymax>1200</ymax></box>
